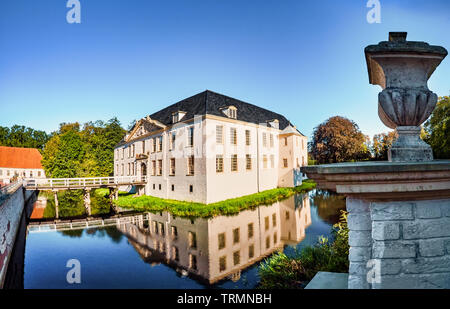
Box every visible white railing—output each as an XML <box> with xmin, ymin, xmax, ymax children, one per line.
<box><xmin>23</xmin><ymin>176</ymin><xmax>147</xmax><ymax>190</ymax></box>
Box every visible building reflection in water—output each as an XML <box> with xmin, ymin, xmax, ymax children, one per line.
<box><xmin>117</xmin><ymin>193</ymin><xmax>311</xmax><ymax>285</ymax></box>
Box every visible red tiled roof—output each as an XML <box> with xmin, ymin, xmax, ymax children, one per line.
<box><xmin>0</xmin><ymin>146</ymin><xmax>43</xmax><ymax>169</ymax></box>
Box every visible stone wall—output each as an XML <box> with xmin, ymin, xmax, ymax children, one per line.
<box><xmin>0</xmin><ymin>186</ymin><xmax>34</xmax><ymax>288</ymax></box>
<box><xmin>347</xmin><ymin>197</ymin><xmax>450</xmax><ymax>289</ymax></box>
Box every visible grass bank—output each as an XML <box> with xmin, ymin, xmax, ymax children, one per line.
<box><xmin>105</xmin><ymin>179</ymin><xmax>316</xmax><ymax>218</ymax></box>
<box><xmin>258</xmin><ymin>210</ymin><xmax>349</xmax><ymax>289</ymax></box>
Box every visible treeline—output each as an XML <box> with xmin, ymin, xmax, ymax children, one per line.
<box><xmin>0</xmin><ymin>125</ymin><xmax>49</xmax><ymax>150</ymax></box>
<box><xmin>41</xmin><ymin>118</ymin><xmax>126</xmax><ymax>178</ymax></box>
<box><xmin>309</xmin><ymin>96</ymin><xmax>450</xmax><ymax>164</ymax></box>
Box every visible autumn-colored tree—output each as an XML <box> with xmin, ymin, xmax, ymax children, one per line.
<box><xmin>372</xmin><ymin>131</ymin><xmax>398</xmax><ymax>161</ymax></box>
<box><xmin>423</xmin><ymin>96</ymin><xmax>450</xmax><ymax>159</ymax></box>
<box><xmin>309</xmin><ymin>116</ymin><xmax>371</xmax><ymax>164</ymax></box>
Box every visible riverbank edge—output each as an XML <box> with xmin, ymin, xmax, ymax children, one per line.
<box><xmin>99</xmin><ymin>180</ymin><xmax>316</xmax><ymax>218</ymax></box>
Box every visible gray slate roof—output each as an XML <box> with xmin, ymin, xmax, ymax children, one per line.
<box><xmin>149</xmin><ymin>90</ymin><xmax>297</xmax><ymax>130</ymax></box>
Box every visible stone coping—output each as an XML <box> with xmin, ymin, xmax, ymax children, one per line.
<box><xmin>301</xmin><ymin>160</ymin><xmax>450</xmax><ymax>174</ymax></box>
<box><xmin>301</xmin><ymin>160</ymin><xmax>450</xmax><ymax>201</ymax></box>
<box><xmin>304</xmin><ymin>272</ymin><xmax>348</xmax><ymax>289</ymax></box>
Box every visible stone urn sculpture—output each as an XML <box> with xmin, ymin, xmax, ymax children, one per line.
<box><xmin>365</xmin><ymin>32</ymin><xmax>447</xmax><ymax>162</ymax></box>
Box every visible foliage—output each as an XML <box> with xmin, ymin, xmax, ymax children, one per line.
<box><xmin>312</xmin><ymin>190</ymin><xmax>346</xmax><ymax>224</ymax></box>
<box><xmin>258</xmin><ymin>210</ymin><xmax>349</xmax><ymax>289</ymax></box>
<box><xmin>309</xmin><ymin>116</ymin><xmax>371</xmax><ymax>164</ymax></box>
<box><xmin>41</xmin><ymin>118</ymin><xmax>125</xmax><ymax>178</ymax></box>
<box><xmin>371</xmin><ymin>131</ymin><xmax>397</xmax><ymax>160</ymax></box>
<box><xmin>110</xmin><ymin>180</ymin><xmax>317</xmax><ymax>218</ymax></box>
<box><xmin>424</xmin><ymin>96</ymin><xmax>450</xmax><ymax>159</ymax></box>
<box><xmin>0</xmin><ymin>125</ymin><xmax>49</xmax><ymax>150</ymax></box>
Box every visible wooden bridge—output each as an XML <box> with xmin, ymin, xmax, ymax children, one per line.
<box><xmin>22</xmin><ymin>176</ymin><xmax>147</xmax><ymax>218</ymax></box>
<box><xmin>23</xmin><ymin>176</ymin><xmax>147</xmax><ymax>191</ymax></box>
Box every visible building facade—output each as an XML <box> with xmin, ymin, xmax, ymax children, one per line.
<box><xmin>0</xmin><ymin>146</ymin><xmax>46</xmax><ymax>186</ymax></box>
<box><xmin>114</xmin><ymin>90</ymin><xmax>307</xmax><ymax>203</ymax></box>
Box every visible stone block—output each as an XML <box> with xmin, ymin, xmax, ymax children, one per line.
<box><xmin>419</xmin><ymin>239</ymin><xmax>445</xmax><ymax>257</ymax></box>
<box><xmin>372</xmin><ymin>221</ymin><xmax>400</xmax><ymax>240</ymax></box>
<box><xmin>349</xmin><ymin>230</ymin><xmax>372</xmax><ymax>247</ymax></box>
<box><xmin>349</xmin><ymin>262</ymin><xmax>368</xmax><ymax>276</ymax></box>
<box><xmin>415</xmin><ymin>200</ymin><xmax>442</xmax><ymax>219</ymax></box>
<box><xmin>346</xmin><ymin>197</ymin><xmax>370</xmax><ymax>213</ymax></box>
<box><xmin>372</xmin><ymin>241</ymin><xmax>416</xmax><ymax>259</ymax></box>
<box><xmin>403</xmin><ymin>217</ymin><xmax>450</xmax><ymax>240</ymax></box>
<box><xmin>379</xmin><ymin>259</ymin><xmax>402</xmax><ymax>275</ymax></box>
<box><xmin>348</xmin><ymin>213</ymin><xmax>371</xmax><ymax>231</ymax></box>
<box><xmin>442</xmin><ymin>203</ymin><xmax>450</xmax><ymax>217</ymax></box>
<box><xmin>402</xmin><ymin>256</ymin><xmax>450</xmax><ymax>274</ymax></box>
<box><xmin>349</xmin><ymin>246</ymin><xmax>372</xmax><ymax>262</ymax></box>
<box><xmin>445</xmin><ymin>240</ymin><xmax>450</xmax><ymax>255</ymax></box>
<box><xmin>373</xmin><ymin>273</ymin><xmax>450</xmax><ymax>289</ymax></box>
<box><xmin>371</xmin><ymin>202</ymin><xmax>414</xmax><ymax>221</ymax></box>
<box><xmin>348</xmin><ymin>274</ymin><xmax>370</xmax><ymax>289</ymax></box>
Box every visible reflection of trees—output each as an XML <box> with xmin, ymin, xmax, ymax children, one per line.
<box><xmin>91</xmin><ymin>190</ymin><xmax>111</xmax><ymax>215</ymax></box>
<box><xmin>104</xmin><ymin>226</ymin><xmax>123</xmax><ymax>243</ymax></box>
<box><xmin>311</xmin><ymin>190</ymin><xmax>346</xmax><ymax>224</ymax></box>
<box><xmin>60</xmin><ymin>229</ymin><xmax>83</xmax><ymax>238</ymax></box>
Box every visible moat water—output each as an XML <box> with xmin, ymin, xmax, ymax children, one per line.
<box><xmin>19</xmin><ymin>189</ymin><xmax>345</xmax><ymax>289</ymax></box>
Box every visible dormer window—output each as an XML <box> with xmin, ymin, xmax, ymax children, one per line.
<box><xmin>267</xmin><ymin>119</ymin><xmax>279</xmax><ymax>129</ymax></box>
<box><xmin>172</xmin><ymin>111</ymin><xmax>186</xmax><ymax>123</ymax></box>
<box><xmin>221</xmin><ymin>106</ymin><xmax>237</xmax><ymax>119</ymax></box>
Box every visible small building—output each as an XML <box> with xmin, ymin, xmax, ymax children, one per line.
<box><xmin>114</xmin><ymin>90</ymin><xmax>308</xmax><ymax>203</ymax></box>
<box><xmin>0</xmin><ymin>146</ymin><xmax>46</xmax><ymax>186</ymax></box>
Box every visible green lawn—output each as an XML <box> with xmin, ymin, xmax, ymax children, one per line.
<box><xmin>104</xmin><ymin>180</ymin><xmax>316</xmax><ymax>218</ymax></box>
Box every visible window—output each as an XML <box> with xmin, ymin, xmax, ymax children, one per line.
<box><xmin>142</xmin><ymin>141</ymin><xmax>146</xmax><ymax>153</ymax></box>
<box><xmin>283</xmin><ymin>158</ymin><xmax>288</xmax><ymax>168</ymax></box>
<box><xmin>153</xmin><ymin>184</ymin><xmax>156</xmax><ymax>190</ymax></box>
<box><xmin>216</xmin><ymin>155</ymin><xmax>223</xmax><ymax>173</ymax></box>
<box><xmin>248</xmin><ymin>223</ymin><xmax>254</xmax><ymax>239</ymax></box>
<box><xmin>121</xmin><ymin>164</ymin><xmax>124</xmax><ymax>176</ymax></box>
<box><xmin>285</xmin><ymin>211</ymin><xmax>290</xmax><ymax>220</ymax></box>
<box><xmin>159</xmin><ymin>222</ymin><xmax>165</xmax><ymax>236</ymax></box>
<box><xmin>170</xmin><ymin>132</ymin><xmax>176</xmax><ymax>150</ymax></box>
<box><xmin>270</xmin><ymin>155</ymin><xmax>274</xmax><ymax>168</ymax></box>
<box><xmin>188</xmin><ymin>232</ymin><xmax>197</xmax><ymax>249</ymax></box>
<box><xmin>128</xmin><ymin>163</ymin><xmax>130</xmax><ymax>176</ymax></box>
<box><xmin>187</xmin><ymin>127</ymin><xmax>194</xmax><ymax>147</ymax></box>
<box><xmin>158</xmin><ymin>160</ymin><xmax>163</xmax><ymax>175</ymax></box>
<box><xmin>274</xmin><ymin>232</ymin><xmax>278</xmax><ymax>244</ymax></box>
<box><xmin>230</xmin><ymin>128</ymin><xmax>237</xmax><ymax>145</ymax></box>
<box><xmin>159</xmin><ymin>184</ymin><xmax>161</xmax><ymax>190</ymax></box>
<box><xmin>171</xmin><ymin>226</ymin><xmax>178</xmax><ymax>238</ymax></box>
<box><xmin>216</xmin><ymin>125</ymin><xmax>223</xmax><ymax>144</ymax></box>
<box><xmin>38</xmin><ymin>171</ymin><xmax>41</xmax><ymax>177</ymax></box>
<box><xmin>249</xmin><ymin>244</ymin><xmax>255</xmax><ymax>259</ymax></box>
<box><xmin>121</xmin><ymin>148</ymin><xmax>124</xmax><ymax>159</ymax></box>
<box><xmin>284</xmin><ymin>137</ymin><xmax>288</xmax><ymax>146</ymax></box>
<box><xmin>219</xmin><ymin>256</ymin><xmax>227</xmax><ymax>272</ymax></box>
<box><xmin>266</xmin><ymin>236</ymin><xmax>270</xmax><ymax>249</ymax></box>
<box><xmin>189</xmin><ymin>185</ymin><xmax>193</xmax><ymax>193</ymax></box>
<box><xmin>170</xmin><ymin>158</ymin><xmax>175</xmax><ymax>175</ymax></box>
<box><xmin>231</xmin><ymin>154</ymin><xmax>238</xmax><ymax>172</ymax></box>
<box><xmin>246</xmin><ymin>154</ymin><xmax>252</xmax><ymax>170</ymax></box>
<box><xmin>270</xmin><ymin>134</ymin><xmax>274</xmax><ymax>148</ymax></box>
<box><xmin>173</xmin><ymin>247</ymin><xmax>179</xmax><ymax>261</ymax></box>
<box><xmin>229</xmin><ymin>108</ymin><xmax>237</xmax><ymax>119</ymax></box>
<box><xmin>189</xmin><ymin>254</ymin><xmax>197</xmax><ymax>270</ymax></box>
<box><xmin>132</xmin><ymin>144</ymin><xmax>135</xmax><ymax>157</ymax></box>
<box><xmin>265</xmin><ymin>216</ymin><xmax>269</xmax><ymax>231</ymax></box>
<box><xmin>245</xmin><ymin>130</ymin><xmax>250</xmax><ymax>146</ymax></box>
<box><xmin>152</xmin><ymin>138</ymin><xmax>156</xmax><ymax>153</ymax></box>
<box><xmin>0</xmin><ymin>170</ymin><xmax>2</xmax><ymax>176</ymax></box>
<box><xmin>187</xmin><ymin>156</ymin><xmax>194</xmax><ymax>175</ymax></box>
<box><xmin>262</xmin><ymin>133</ymin><xmax>267</xmax><ymax>147</ymax></box>
<box><xmin>218</xmin><ymin>233</ymin><xmax>226</xmax><ymax>250</ymax></box>
<box><xmin>152</xmin><ymin>161</ymin><xmax>156</xmax><ymax>176</ymax></box>
<box><xmin>153</xmin><ymin>221</ymin><xmax>159</xmax><ymax>234</ymax></box>
<box><xmin>302</xmin><ymin>156</ymin><xmax>305</xmax><ymax>166</ymax></box>
<box><xmin>158</xmin><ymin>136</ymin><xmax>163</xmax><ymax>152</ymax></box>
<box><xmin>233</xmin><ymin>228</ymin><xmax>240</xmax><ymax>244</ymax></box>
<box><xmin>263</xmin><ymin>155</ymin><xmax>268</xmax><ymax>169</ymax></box>
<box><xmin>233</xmin><ymin>251</ymin><xmax>240</xmax><ymax>266</ymax></box>
<box><xmin>171</xmin><ymin>184</ymin><xmax>175</xmax><ymax>191</ymax></box>
<box><xmin>272</xmin><ymin>213</ymin><xmax>277</xmax><ymax>227</ymax></box>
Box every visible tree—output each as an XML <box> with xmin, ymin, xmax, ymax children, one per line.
<box><xmin>41</xmin><ymin>118</ymin><xmax>126</xmax><ymax>178</ymax></box>
<box><xmin>424</xmin><ymin>96</ymin><xmax>450</xmax><ymax>159</ymax></box>
<box><xmin>0</xmin><ymin>125</ymin><xmax>49</xmax><ymax>150</ymax></box>
<box><xmin>372</xmin><ymin>131</ymin><xmax>397</xmax><ymax>161</ymax></box>
<box><xmin>309</xmin><ymin>116</ymin><xmax>371</xmax><ymax>164</ymax></box>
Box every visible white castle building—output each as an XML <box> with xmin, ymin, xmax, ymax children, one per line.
<box><xmin>114</xmin><ymin>90</ymin><xmax>308</xmax><ymax>204</ymax></box>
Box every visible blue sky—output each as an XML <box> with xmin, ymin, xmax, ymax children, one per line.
<box><xmin>1</xmin><ymin>0</ymin><xmax>449</xmax><ymax>139</ymax></box>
